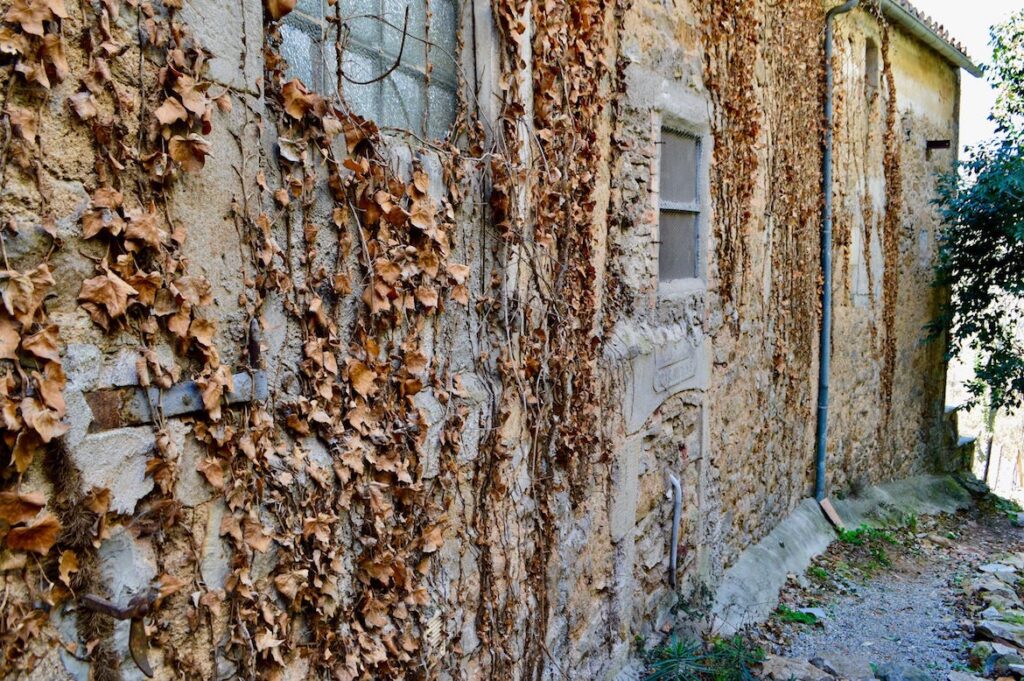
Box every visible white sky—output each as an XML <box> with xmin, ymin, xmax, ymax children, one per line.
<box><xmin>915</xmin><ymin>0</ymin><xmax>1019</xmax><ymax>151</ymax></box>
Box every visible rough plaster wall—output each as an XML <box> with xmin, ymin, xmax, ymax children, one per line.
<box><xmin>828</xmin><ymin>13</ymin><xmax>956</xmax><ymax>495</ymax></box>
<box><xmin>0</xmin><ymin>0</ymin><xmax>959</xmax><ymax>679</ymax></box>
<box><xmin>598</xmin><ymin>0</ymin><xmax>960</xmax><ymax>657</ymax></box>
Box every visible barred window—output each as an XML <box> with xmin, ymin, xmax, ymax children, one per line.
<box><xmin>658</xmin><ymin>128</ymin><xmax>702</xmax><ymax>282</ymax></box>
<box><xmin>281</xmin><ymin>0</ymin><xmax>460</xmax><ymax>139</ymax></box>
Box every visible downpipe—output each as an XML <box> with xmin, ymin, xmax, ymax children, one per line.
<box><xmin>669</xmin><ymin>474</ymin><xmax>682</xmax><ymax>588</ymax></box>
<box><xmin>816</xmin><ymin>0</ymin><xmax>860</xmax><ymax>502</ymax></box>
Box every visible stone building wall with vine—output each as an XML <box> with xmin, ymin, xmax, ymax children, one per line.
<box><xmin>0</xmin><ymin>0</ymin><xmax>963</xmax><ymax>679</ymax></box>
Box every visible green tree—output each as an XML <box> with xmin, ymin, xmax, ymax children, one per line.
<box><xmin>934</xmin><ymin>10</ymin><xmax>1024</xmax><ymax>412</ymax></box>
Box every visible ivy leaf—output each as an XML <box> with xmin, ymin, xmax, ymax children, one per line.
<box><xmin>58</xmin><ymin>549</ymin><xmax>79</xmax><ymax>586</ymax></box>
<box><xmin>124</xmin><ymin>207</ymin><xmax>166</xmax><ymax>250</ymax></box>
<box><xmin>69</xmin><ymin>91</ymin><xmax>98</xmax><ymax>120</ymax></box>
<box><xmin>196</xmin><ymin>457</ymin><xmax>224</xmax><ymax>489</ymax></box>
<box><xmin>171</xmin><ymin>75</ymin><xmax>208</xmax><ymax>115</ymax></box>
<box><xmin>347</xmin><ymin>360</ymin><xmax>377</xmax><ymax>398</ymax></box>
<box><xmin>5</xmin><ymin>0</ymin><xmax>53</xmax><ymax>37</ymax></box>
<box><xmin>20</xmin><ymin>397</ymin><xmax>67</xmax><ymax>443</ymax></box>
<box><xmin>264</xmin><ymin>0</ymin><xmax>296</xmax><ymax>21</ymax></box>
<box><xmin>21</xmin><ymin>324</ymin><xmax>60</xmax><ymax>362</ymax></box>
<box><xmin>168</xmin><ymin>134</ymin><xmax>210</xmax><ymax>173</ymax></box>
<box><xmin>154</xmin><ymin>97</ymin><xmax>188</xmax><ymax>126</ymax></box>
<box><xmin>78</xmin><ymin>269</ymin><xmax>138</xmax><ymax>329</ymax></box>
<box><xmin>5</xmin><ymin>513</ymin><xmax>60</xmax><ymax>555</ymax></box>
<box><xmin>0</xmin><ymin>491</ymin><xmax>45</xmax><ymax>524</ymax></box>
<box><xmin>0</xmin><ymin>313</ymin><xmax>20</xmax><ymax>360</ymax></box>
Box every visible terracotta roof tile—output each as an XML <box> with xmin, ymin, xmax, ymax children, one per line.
<box><xmin>887</xmin><ymin>0</ymin><xmax>974</xmax><ymax>62</ymax></box>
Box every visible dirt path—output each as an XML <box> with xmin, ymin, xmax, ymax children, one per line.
<box><xmin>755</xmin><ymin>505</ymin><xmax>1024</xmax><ymax>680</ymax></box>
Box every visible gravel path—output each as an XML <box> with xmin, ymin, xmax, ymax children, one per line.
<box><xmin>762</xmin><ymin>508</ymin><xmax>1024</xmax><ymax>680</ymax></box>
<box><xmin>784</xmin><ymin>550</ymin><xmax>965</xmax><ymax>676</ymax></box>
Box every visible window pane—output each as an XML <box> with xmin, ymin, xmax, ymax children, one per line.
<box><xmin>382</xmin><ymin>69</ymin><xmax>425</xmax><ymax>129</ymax></box>
<box><xmin>283</xmin><ymin>0</ymin><xmax>461</xmax><ymax>140</ymax></box>
<box><xmin>433</xmin><ymin>0</ymin><xmax>459</xmax><ymax>59</ymax></box>
<box><xmin>296</xmin><ymin>0</ymin><xmax>323</xmax><ymax>16</ymax></box>
<box><xmin>384</xmin><ymin>0</ymin><xmax>427</xmax><ymax>67</ymax></box>
<box><xmin>344</xmin><ymin>0</ymin><xmax>385</xmax><ymax>47</ymax></box>
<box><xmin>342</xmin><ymin>50</ymin><xmax>380</xmax><ymax>119</ymax></box>
<box><xmin>281</xmin><ymin>22</ymin><xmax>317</xmax><ymax>89</ymax></box>
<box><xmin>661</xmin><ymin>131</ymin><xmax>699</xmax><ymax>205</ymax></box>
<box><xmin>427</xmin><ymin>83</ymin><xmax>456</xmax><ymax>138</ymax></box>
<box><xmin>659</xmin><ymin>211</ymin><xmax>698</xmax><ymax>281</ymax></box>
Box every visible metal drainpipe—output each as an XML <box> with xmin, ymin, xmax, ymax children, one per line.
<box><xmin>816</xmin><ymin>0</ymin><xmax>860</xmax><ymax>502</ymax></box>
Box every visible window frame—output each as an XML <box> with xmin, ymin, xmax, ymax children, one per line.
<box><xmin>656</xmin><ymin>125</ymin><xmax>705</xmax><ymax>289</ymax></box>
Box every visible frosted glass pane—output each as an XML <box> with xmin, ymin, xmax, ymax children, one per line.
<box><xmin>660</xmin><ymin>131</ymin><xmax>699</xmax><ymax>205</ymax></box>
<box><xmin>381</xmin><ymin>69</ymin><xmax>424</xmax><ymax>130</ymax></box>
<box><xmin>384</xmin><ymin>0</ymin><xmax>427</xmax><ymax>67</ymax></box>
<box><xmin>281</xmin><ymin>23</ymin><xmax>316</xmax><ymax>89</ymax></box>
<box><xmin>432</xmin><ymin>0</ymin><xmax>458</xmax><ymax>57</ymax></box>
<box><xmin>321</xmin><ymin>31</ymin><xmax>339</xmax><ymax>96</ymax></box>
<box><xmin>342</xmin><ymin>51</ymin><xmax>380</xmax><ymax>119</ymax></box>
<box><xmin>659</xmin><ymin>211</ymin><xmax>698</xmax><ymax>281</ymax></box>
<box><xmin>427</xmin><ymin>84</ymin><xmax>456</xmax><ymax>139</ymax></box>
<box><xmin>345</xmin><ymin>13</ymin><xmax>380</xmax><ymax>49</ymax></box>
<box><xmin>296</xmin><ymin>0</ymin><xmax>323</xmax><ymax>17</ymax></box>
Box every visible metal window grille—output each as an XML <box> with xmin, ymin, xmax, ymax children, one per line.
<box><xmin>658</xmin><ymin>129</ymin><xmax>701</xmax><ymax>282</ymax></box>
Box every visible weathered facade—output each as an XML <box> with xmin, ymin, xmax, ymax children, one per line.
<box><xmin>0</xmin><ymin>0</ymin><xmax>975</xmax><ymax>679</ymax></box>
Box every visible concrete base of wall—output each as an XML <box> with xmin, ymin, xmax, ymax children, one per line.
<box><xmin>709</xmin><ymin>474</ymin><xmax>972</xmax><ymax>635</ymax></box>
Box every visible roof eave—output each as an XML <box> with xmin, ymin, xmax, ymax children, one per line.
<box><xmin>877</xmin><ymin>0</ymin><xmax>984</xmax><ymax>78</ymax></box>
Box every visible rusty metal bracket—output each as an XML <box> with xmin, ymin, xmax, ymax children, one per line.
<box><xmin>81</xmin><ymin>590</ymin><xmax>158</xmax><ymax>677</ymax></box>
<box><xmin>85</xmin><ymin>370</ymin><xmax>268</xmax><ymax>431</ymax></box>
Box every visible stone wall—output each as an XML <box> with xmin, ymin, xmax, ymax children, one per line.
<box><xmin>0</xmin><ymin>0</ymin><xmax>961</xmax><ymax>679</ymax></box>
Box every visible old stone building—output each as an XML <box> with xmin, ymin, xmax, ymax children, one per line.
<box><xmin>0</xmin><ymin>0</ymin><xmax>978</xmax><ymax>679</ymax></box>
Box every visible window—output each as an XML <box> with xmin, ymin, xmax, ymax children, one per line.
<box><xmin>281</xmin><ymin>0</ymin><xmax>460</xmax><ymax>139</ymax></box>
<box><xmin>658</xmin><ymin>129</ymin><xmax>701</xmax><ymax>282</ymax></box>
<box><xmin>865</xmin><ymin>39</ymin><xmax>880</xmax><ymax>96</ymax></box>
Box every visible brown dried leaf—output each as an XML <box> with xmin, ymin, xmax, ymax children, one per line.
<box><xmin>415</xmin><ymin>286</ymin><xmax>438</xmax><ymax>309</ymax></box>
<box><xmin>69</xmin><ymin>91</ymin><xmax>98</xmax><ymax>120</ymax></box>
<box><xmin>347</xmin><ymin>360</ymin><xmax>377</xmax><ymax>398</ymax></box>
<box><xmin>154</xmin><ymin>97</ymin><xmax>187</xmax><ymax>125</ymax></box>
<box><xmin>0</xmin><ymin>313</ymin><xmax>19</xmax><ymax>360</ymax></box>
<box><xmin>6</xmin><ymin>106</ymin><xmax>36</xmax><ymax>143</ymax></box>
<box><xmin>0</xmin><ymin>491</ymin><xmax>45</xmax><ymax>524</ymax></box>
<box><xmin>168</xmin><ymin>135</ymin><xmax>210</xmax><ymax>173</ymax></box>
<box><xmin>171</xmin><ymin>75</ymin><xmax>208</xmax><ymax>115</ymax></box>
<box><xmin>189</xmin><ymin>318</ymin><xmax>215</xmax><ymax>347</ymax></box>
<box><xmin>82</xmin><ymin>208</ymin><xmax>125</xmax><ymax>239</ymax></box>
<box><xmin>58</xmin><ymin>549</ymin><xmax>79</xmax><ymax>586</ymax></box>
<box><xmin>41</xmin><ymin>33</ymin><xmax>68</xmax><ymax>85</ymax></box>
<box><xmin>243</xmin><ymin>518</ymin><xmax>272</xmax><ymax>553</ymax></box>
<box><xmin>6</xmin><ymin>513</ymin><xmax>60</xmax><ymax>555</ymax></box>
<box><xmin>124</xmin><ymin>208</ymin><xmax>166</xmax><ymax>249</ymax></box>
<box><xmin>281</xmin><ymin>79</ymin><xmax>322</xmax><ymax>119</ymax></box>
<box><xmin>78</xmin><ymin>269</ymin><xmax>137</xmax><ymax>329</ymax></box>
<box><xmin>421</xmin><ymin>524</ymin><xmax>443</xmax><ymax>553</ymax></box>
<box><xmin>264</xmin><ymin>0</ymin><xmax>296</xmax><ymax>20</ymax></box>
<box><xmin>21</xmin><ymin>324</ymin><xmax>60</xmax><ymax>362</ymax></box>
<box><xmin>255</xmin><ymin>629</ymin><xmax>284</xmax><ymax>652</ymax></box>
<box><xmin>20</xmin><ymin>397</ymin><xmax>67</xmax><ymax>443</ymax></box>
<box><xmin>34</xmin><ymin>361</ymin><xmax>66</xmax><ymax>414</ymax></box>
<box><xmin>11</xmin><ymin>428</ymin><xmax>42</xmax><ymax>472</ymax></box>
<box><xmin>196</xmin><ymin>457</ymin><xmax>224</xmax><ymax>489</ymax></box>
<box><xmin>6</xmin><ymin>0</ymin><xmax>53</xmax><ymax>36</ymax></box>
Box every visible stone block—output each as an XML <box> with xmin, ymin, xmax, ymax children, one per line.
<box><xmin>201</xmin><ymin>500</ymin><xmax>231</xmax><ymax>590</ymax></box>
<box><xmin>171</xmin><ymin>421</ymin><xmax>216</xmax><ymax>508</ymax></box>
<box><xmin>70</xmin><ymin>427</ymin><xmax>156</xmax><ymax>514</ymax></box>
<box><xmin>182</xmin><ymin>0</ymin><xmax>263</xmax><ymax>93</ymax></box>
<box><xmin>609</xmin><ymin>436</ymin><xmax>641</xmax><ymax>543</ymax></box>
<box><xmin>99</xmin><ymin>527</ymin><xmax>158</xmax><ymax>672</ymax></box>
